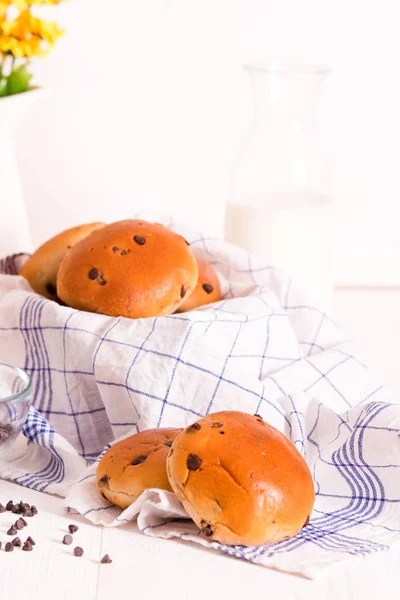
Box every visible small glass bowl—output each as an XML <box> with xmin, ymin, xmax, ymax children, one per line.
<box><xmin>0</xmin><ymin>364</ymin><xmax>32</xmax><ymax>452</ymax></box>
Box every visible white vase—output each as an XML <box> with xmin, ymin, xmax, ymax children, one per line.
<box><xmin>0</xmin><ymin>90</ymin><xmax>43</xmax><ymax>257</ymax></box>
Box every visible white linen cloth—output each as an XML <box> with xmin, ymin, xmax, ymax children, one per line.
<box><xmin>0</xmin><ymin>215</ymin><xmax>399</xmax><ymax>579</ymax></box>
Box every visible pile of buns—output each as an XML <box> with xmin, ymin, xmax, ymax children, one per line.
<box><xmin>20</xmin><ymin>220</ymin><xmax>221</xmax><ymax>318</ymax></box>
<box><xmin>96</xmin><ymin>411</ymin><xmax>315</xmax><ymax>547</ymax></box>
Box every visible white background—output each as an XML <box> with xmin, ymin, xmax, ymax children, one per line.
<box><xmin>4</xmin><ymin>0</ymin><xmax>400</xmax><ymax>285</ymax></box>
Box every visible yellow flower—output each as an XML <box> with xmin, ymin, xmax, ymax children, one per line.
<box><xmin>0</xmin><ymin>10</ymin><xmax>64</xmax><ymax>57</ymax></box>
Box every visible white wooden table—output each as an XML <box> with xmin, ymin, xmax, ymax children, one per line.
<box><xmin>1</xmin><ymin>288</ymin><xmax>400</xmax><ymax>600</ymax></box>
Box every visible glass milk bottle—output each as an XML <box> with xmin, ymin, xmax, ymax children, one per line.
<box><xmin>225</xmin><ymin>63</ymin><xmax>333</xmax><ymax>311</ymax></box>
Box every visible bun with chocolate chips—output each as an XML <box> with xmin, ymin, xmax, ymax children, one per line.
<box><xmin>177</xmin><ymin>256</ymin><xmax>221</xmax><ymax>312</ymax></box>
<box><xmin>57</xmin><ymin>219</ymin><xmax>198</xmax><ymax>319</ymax></box>
<box><xmin>19</xmin><ymin>222</ymin><xmax>105</xmax><ymax>301</ymax></box>
<box><xmin>166</xmin><ymin>411</ymin><xmax>314</xmax><ymax>546</ymax></box>
<box><xmin>96</xmin><ymin>427</ymin><xmax>183</xmax><ymax>508</ymax></box>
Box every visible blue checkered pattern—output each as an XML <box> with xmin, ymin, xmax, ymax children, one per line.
<box><xmin>0</xmin><ymin>216</ymin><xmax>399</xmax><ymax>576</ymax></box>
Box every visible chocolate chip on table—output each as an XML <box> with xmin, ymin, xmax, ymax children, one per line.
<box><xmin>5</xmin><ymin>500</ymin><xmax>14</xmax><ymax>511</ymax></box>
<box><xmin>131</xmin><ymin>455</ymin><xmax>147</xmax><ymax>466</ymax></box>
<box><xmin>0</xmin><ymin>503</ymin><xmax>6</xmax><ymax>513</ymax></box>
<box><xmin>187</xmin><ymin>453</ymin><xmax>202</xmax><ymax>471</ymax></box>
<box><xmin>63</xmin><ymin>534</ymin><xmax>73</xmax><ymax>545</ymax></box>
<box><xmin>164</xmin><ymin>441</ymin><xmax>173</xmax><ymax>447</ymax></box>
<box><xmin>133</xmin><ymin>235</ymin><xmax>146</xmax><ymax>245</ymax></box>
<box><xmin>74</xmin><ymin>546</ymin><xmax>84</xmax><ymax>557</ymax></box>
<box><xmin>12</xmin><ymin>537</ymin><xmax>21</xmax><ymax>547</ymax></box>
<box><xmin>15</xmin><ymin>518</ymin><xmax>25</xmax><ymax>530</ymax></box>
<box><xmin>180</xmin><ymin>285</ymin><xmax>186</xmax><ymax>298</ymax></box>
<box><xmin>202</xmin><ymin>283</ymin><xmax>214</xmax><ymax>294</ymax></box>
<box><xmin>100</xmin><ymin>554</ymin><xmax>112</xmax><ymax>564</ymax></box>
<box><xmin>31</xmin><ymin>505</ymin><xmax>38</xmax><ymax>516</ymax></box>
<box><xmin>211</xmin><ymin>422</ymin><xmax>223</xmax><ymax>428</ymax></box>
<box><xmin>23</xmin><ymin>509</ymin><xmax>33</xmax><ymax>517</ymax></box>
<box><xmin>11</xmin><ymin>505</ymin><xmax>21</xmax><ymax>514</ymax></box>
<box><xmin>5</xmin><ymin>542</ymin><xmax>14</xmax><ymax>552</ymax></box>
<box><xmin>22</xmin><ymin>540</ymin><xmax>33</xmax><ymax>551</ymax></box>
<box><xmin>7</xmin><ymin>527</ymin><xmax>17</xmax><ymax>536</ymax></box>
<box><xmin>20</xmin><ymin>517</ymin><xmax>28</xmax><ymax>527</ymax></box>
<box><xmin>26</xmin><ymin>536</ymin><xmax>36</xmax><ymax>545</ymax></box>
<box><xmin>68</xmin><ymin>524</ymin><xmax>79</xmax><ymax>534</ymax></box>
<box><xmin>45</xmin><ymin>282</ymin><xmax>57</xmax><ymax>296</ymax></box>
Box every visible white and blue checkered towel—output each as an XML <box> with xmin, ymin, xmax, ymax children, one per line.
<box><xmin>0</xmin><ymin>214</ymin><xmax>399</xmax><ymax>578</ymax></box>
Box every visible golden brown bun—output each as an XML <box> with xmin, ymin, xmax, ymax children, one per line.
<box><xmin>19</xmin><ymin>222</ymin><xmax>105</xmax><ymax>301</ymax></box>
<box><xmin>96</xmin><ymin>427</ymin><xmax>183</xmax><ymax>509</ymax></box>
<box><xmin>177</xmin><ymin>256</ymin><xmax>221</xmax><ymax>312</ymax></box>
<box><xmin>167</xmin><ymin>411</ymin><xmax>314</xmax><ymax>546</ymax></box>
<box><xmin>57</xmin><ymin>220</ymin><xmax>198</xmax><ymax>319</ymax></box>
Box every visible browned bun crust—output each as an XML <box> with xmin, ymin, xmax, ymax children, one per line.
<box><xmin>57</xmin><ymin>220</ymin><xmax>198</xmax><ymax>319</ymax></box>
<box><xmin>19</xmin><ymin>222</ymin><xmax>105</xmax><ymax>301</ymax></box>
<box><xmin>177</xmin><ymin>256</ymin><xmax>221</xmax><ymax>312</ymax></box>
<box><xmin>166</xmin><ymin>411</ymin><xmax>315</xmax><ymax>546</ymax></box>
<box><xmin>96</xmin><ymin>427</ymin><xmax>183</xmax><ymax>509</ymax></box>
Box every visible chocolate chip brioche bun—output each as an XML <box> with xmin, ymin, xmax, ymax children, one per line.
<box><xmin>166</xmin><ymin>411</ymin><xmax>314</xmax><ymax>546</ymax></box>
<box><xmin>96</xmin><ymin>427</ymin><xmax>183</xmax><ymax>509</ymax></box>
<box><xmin>177</xmin><ymin>256</ymin><xmax>221</xmax><ymax>312</ymax></box>
<box><xmin>57</xmin><ymin>219</ymin><xmax>198</xmax><ymax>319</ymax></box>
<box><xmin>19</xmin><ymin>222</ymin><xmax>105</xmax><ymax>301</ymax></box>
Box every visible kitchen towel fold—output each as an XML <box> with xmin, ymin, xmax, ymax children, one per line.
<box><xmin>0</xmin><ymin>214</ymin><xmax>399</xmax><ymax>578</ymax></box>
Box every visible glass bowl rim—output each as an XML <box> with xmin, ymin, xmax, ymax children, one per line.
<box><xmin>0</xmin><ymin>363</ymin><xmax>32</xmax><ymax>405</ymax></box>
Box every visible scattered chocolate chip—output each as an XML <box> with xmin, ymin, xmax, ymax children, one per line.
<box><xmin>0</xmin><ymin>503</ymin><xmax>6</xmax><ymax>513</ymax></box>
<box><xmin>26</xmin><ymin>536</ymin><xmax>35</xmax><ymax>545</ymax></box>
<box><xmin>22</xmin><ymin>503</ymin><xmax>30</xmax><ymax>510</ymax></box>
<box><xmin>202</xmin><ymin>283</ymin><xmax>214</xmax><ymax>294</ymax></box>
<box><xmin>5</xmin><ymin>500</ymin><xmax>14</xmax><ymax>511</ymax></box>
<box><xmin>180</xmin><ymin>285</ymin><xmax>186</xmax><ymax>298</ymax></box>
<box><xmin>12</xmin><ymin>537</ymin><xmax>21</xmax><ymax>547</ymax></box>
<box><xmin>131</xmin><ymin>455</ymin><xmax>147</xmax><ymax>466</ymax></box>
<box><xmin>303</xmin><ymin>515</ymin><xmax>310</xmax><ymax>528</ymax></box>
<box><xmin>45</xmin><ymin>282</ymin><xmax>57</xmax><ymax>296</ymax></box>
<box><xmin>211</xmin><ymin>422</ymin><xmax>223</xmax><ymax>428</ymax></box>
<box><xmin>31</xmin><ymin>506</ymin><xmax>38</xmax><ymax>516</ymax></box>
<box><xmin>15</xmin><ymin>518</ymin><xmax>25</xmax><ymax>530</ymax></box>
<box><xmin>112</xmin><ymin>246</ymin><xmax>127</xmax><ymax>256</ymax></box>
<box><xmin>88</xmin><ymin>268</ymin><xmax>99</xmax><ymax>280</ymax></box>
<box><xmin>5</xmin><ymin>542</ymin><xmax>13</xmax><ymax>552</ymax></box>
<box><xmin>133</xmin><ymin>235</ymin><xmax>146</xmax><ymax>245</ymax></box>
<box><xmin>98</xmin><ymin>475</ymin><xmax>109</xmax><ymax>487</ymax></box>
<box><xmin>11</xmin><ymin>505</ymin><xmax>21</xmax><ymax>514</ymax></box>
<box><xmin>68</xmin><ymin>524</ymin><xmax>79</xmax><ymax>534</ymax></box>
<box><xmin>63</xmin><ymin>534</ymin><xmax>73</xmax><ymax>545</ymax></box>
<box><xmin>100</xmin><ymin>554</ymin><xmax>112</xmax><ymax>564</ymax></box>
<box><xmin>187</xmin><ymin>453</ymin><xmax>202</xmax><ymax>471</ymax></box>
<box><xmin>20</xmin><ymin>517</ymin><xmax>28</xmax><ymax>527</ymax></box>
<box><xmin>74</xmin><ymin>546</ymin><xmax>84</xmax><ymax>557</ymax></box>
<box><xmin>7</xmin><ymin>527</ymin><xmax>17</xmax><ymax>536</ymax></box>
<box><xmin>23</xmin><ymin>509</ymin><xmax>33</xmax><ymax>517</ymax></box>
<box><xmin>201</xmin><ymin>524</ymin><xmax>213</xmax><ymax>537</ymax></box>
<box><xmin>22</xmin><ymin>540</ymin><xmax>33</xmax><ymax>551</ymax></box>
